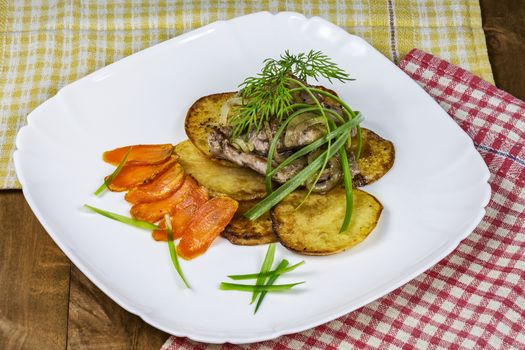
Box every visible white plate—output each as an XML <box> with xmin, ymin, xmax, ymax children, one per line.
<box><xmin>14</xmin><ymin>12</ymin><xmax>490</xmax><ymax>344</ymax></box>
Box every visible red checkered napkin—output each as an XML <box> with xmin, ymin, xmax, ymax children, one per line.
<box><xmin>162</xmin><ymin>49</ymin><xmax>525</xmax><ymax>349</ymax></box>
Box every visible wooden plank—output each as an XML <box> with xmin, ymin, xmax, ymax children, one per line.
<box><xmin>67</xmin><ymin>266</ymin><xmax>168</xmax><ymax>349</ymax></box>
<box><xmin>480</xmin><ymin>0</ymin><xmax>525</xmax><ymax>99</ymax></box>
<box><xmin>0</xmin><ymin>191</ymin><xmax>70</xmax><ymax>349</ymax></box>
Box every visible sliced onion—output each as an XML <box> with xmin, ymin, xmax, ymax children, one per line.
<box><xmin>305</xmin><ymin>152</ymin><xmax>342</xmax><ymax>193</ymax></box>
<box><xmin>219</xmin><ymin>96</ymin><xmax>243</xmax><ymax>124</ymax></box>
<box><xmin>232</xmin><ymin>138</ymin><xmax>252</xmax><ymax>153</ymax></box>
<box><xmin>284</xmin><ymin>113</ymin><xmax>326</xmax><ymax>148</ymax></box>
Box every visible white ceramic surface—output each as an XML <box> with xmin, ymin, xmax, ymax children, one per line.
<box><xmin>14</xmin><ymin>12</ymin><xmax>490</xmax><ymax>344</ymax></box>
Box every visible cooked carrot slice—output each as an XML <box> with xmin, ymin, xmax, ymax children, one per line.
<box><xmin>125</xmin><ymin>163</ymin><xmax>185</xmax><ymax>204</ymax></box>
<box><xmin>103</xmin><ymin>144</ymin><xmax>174</xmax><ymax>166</ymax></box>
<box><xmin>176</xmin><ymin>197</ymin><xmax>238</xmax><ymax>260</ymax></box>
<box><xmin>107</xmin><ymin>157</ymin><xmax>176</xmax><ymax>192</ymax></box>
<box><xmin>130</xmin><ymin>176</ymin><xmax>200</xmax><ymax>223</ymax></box>
<box><xmin>151</xmin><ymin>185</ymin><xmax>209</xmax><ymax>241</ymax></box>
<box><xmin>171</xmin><ymin>186</ymin><xmax>209</xmax><ymax>235</ymax></box>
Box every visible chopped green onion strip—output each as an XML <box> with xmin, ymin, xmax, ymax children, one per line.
<box><xmin>227</xmin><ymin>260</ymin><xmax>305</xmax><ymax>280</ymax></box>
<box><xmin>94</xmin><ymin>147</ymin><xmax>132</xmax><ymax>196</ymax></box>
<box><xmin>244</xmin><ymin>133</ymin><xmax>348</xmax><ymax>221</ymax></box>
<box><xmin>268</xmin><ymin>117</ymin><xmax>362</xmax><ymax>178</ymax></box>
<box><xmin>296</xmin><ymin>116</ymin><xmax>339</xmax><ymax>208</ymax></box>
<box><xmin>83</xmin><ymin>204</ymin><xmax>159</xmax><ymax>230</ymax></box>
<box><xmin>337</xmin><ymin>146</ymin><xmax>354</xmax><ymax>233</ymax></box>
<box><xmin>307</xmin><ymin>87</ymin><xmax>363</xmax><ymax>160</ymax></box>
<box><xmin>307</xmin><ymin>88</ymin><xmax>358</xmax><ymax>119</ymax></box>
<box><xmin>287</xmin><ymin>87</ymin><xmax>348</xmax><ymax>124</ymax></box>
<box><xmin>265</xmin><ymin>106</ymin><xmax>320</xmax><ymax>194</ymax></box>
<box><xmin>164</xmin><ymin>214</ymin><xmax>190</xmax><ymax>288</ymax></box>
<box><xmin>307</xmin><ymin>89</ymin><xmax>362</xmax><ymax>160</ymax></box>
<box><xmin>286</xmin><ymin>79</ymin><xmax>332</xmax><ymax>201</ymax></box>
<box><xmin>251</xmin><ymin>243</ymin><xmax>276</xmax><ymax>304</ymax></box>
<box><xmin>254</xmin><ymin>259</ymin><xmax>289</xmax><ymax>313</ymax></box>
<box><xmin>219</xmin><ymin>282</ymin><xmax>304</xmax><ymax>292</ymax></box>
<box><xmin>355</xmin><ymin>125</ymin><xmax>363</xmax><ymax>160</ymax></box>
<box><xmin>321</xmin><ymin>106</ymin><xmax>346</xmax><ymax>124</ymax></box>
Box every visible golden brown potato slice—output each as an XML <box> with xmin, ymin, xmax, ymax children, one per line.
<box><xmin>272</xmin><ymin>187</ymin><xmax>382</xmax><ymax>255</ymax></box>
<box><xmin>185</xmin><ymin>92</ymin><xmax>238</xmax><ymax>167</ymax></box>
<box><xmin>174</xmin><ymin>140</ymin><xmax>266</xmax><ymax>201</ymax></box>
<box><xmin>222</xmin><ymin>200</ymin><xmax>277</xmax><ymax>246</ymax></box>
<box><xmin>353</xmin><ymin>128</ymin><xmax>395</xmax><ymax>187</ymax></box>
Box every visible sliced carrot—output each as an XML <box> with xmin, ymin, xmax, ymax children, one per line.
<box><xmin>125</xmin><ymin>162</ymin><xmax>185</xmax><ymax>204</ymax></box>
<box><xmin>176</xmin><ymin>197</ymin><xmax>238</xmax><ymax>260</ymax></box>
<box><xmin>103</xmin><ymin>144</ymin><xmax>174</xmax><ymax>166</ymax></box>
<box><xmin>152</xmin><ymin>222</ymin><xmax>172</xmax><ymax>241</ymax></box>
<box><xmin>171</xmin><ymin>185</ymin><xmax>209</xmax><ymax>236</ymax></box>
<box><xmin>151</xmin><ymin>185</ymin><xmax>209</xmax><ymax>241</ymax></box>
<box><xmin>130</xmin><ymin>176</ymin><xmax>200</xmax><ymax>223</ymax></box>
<box><xmin>107</xmin><ymin>156</ymin><xmax>176</xmax><ymax>192</ymax></box>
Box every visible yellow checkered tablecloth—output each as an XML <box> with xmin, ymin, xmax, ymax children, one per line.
<box><xmin>0</xmin><ymin>1</ymin><xmax>492</xmax><ymax>189</ymax></box>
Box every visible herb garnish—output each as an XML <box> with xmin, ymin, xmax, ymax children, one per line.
<box><xmin>227</xmin><ymin>260</ymin><xmax>304</xmax><ymax>280</ymax></box>
<box><xmin>251</xmin><ymin>242</ymin><xmax>276</xmax><ymax>304</ymax></box>
<box><xmin>83</xmin><ymin>204</ymin><xmax>159</xmax><ymax>230</ymax></box>
<box><xmin>220</xmin><ymin>244</ymin><xmax>304</xmax><ymax>313</ymax></box>
<box><xmin>94</xmin><ymin>147</ymin><xmax>131</xmax><ymax>196</ymax></box>
<box><xmin>164</xmin><ymin>214</ymin><xmax>190</xmax><ymax>288</ymax></box>
<box><xmin>231</xmin><ymin>50</ymin><xmax>362</xmax><ymax>233</ymax></box>
<box><xmin>231</xmin><ymin>50</ymin><xmax>353</xmax><ymax>138</ymax></box>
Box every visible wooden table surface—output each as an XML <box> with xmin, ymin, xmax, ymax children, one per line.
<box><xmin>1</xmin><ymin>1</ymin><xmax>524</xmax><ymax>349</ymax></box>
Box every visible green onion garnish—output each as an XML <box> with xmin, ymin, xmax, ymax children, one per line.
<box><xmin>232</xmin><ymin>51</ymin><xmax>362</xmax><ymax>233</ymax></box>
<box><xmin>227</xmin><ymin>260</ymin><xmax>305</xmax><ymax>280</ymax></box>
<box><xmin>244</xmin><ymin>132</ymin><xmax>348</xmax><ymax>221</ymax></box>
<box><xmin>83</xmin><ymin>204</ymin><xmax>159</xmax><ymax>230</ymax></box>
<box><xmin>338</xmin><ymin>146</ymin><xmax>354</xmax><ymax>233</ymax></box>
<box><xmin>268</xmin><ymin>117</ymin><xmax>361</xmax><ymax>178</ymax></box>
<box><xmin>251</xmin><ymin>243</ymin><xmax>276</xmax><ymax>304</ymax></box>
<box><xmin>164</xmin><ymin>214</ymin><xmax>190</xmax><ymax>288</ymax></box>
<box><xmin>219</xmin><ymin>282</ymin><xmax>304</xmax><ymax>292</ymax></box>
<box><xmin>221</xmin><ymin>245</ymin><xmax>305</xmax><ymax>313</ymax></box>
<box><xmin>265</xmin><ymin>106</ymin><xmax>321</xmax><ymax>193</ymax></box>
<box><xmin>94</xmin><ymin>147</ymin><xmax>132</xmax><ymax>196</ymax></box>
<box><xmin>254</xmin><ymin>259</ymin><xmax>289</xmax><ymax>313</ymax></box>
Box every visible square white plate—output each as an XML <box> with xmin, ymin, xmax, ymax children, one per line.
<box><xmin>14</xmin><ymin>12</ymin><xmax>490</xmax><ymax>344</ymax></box>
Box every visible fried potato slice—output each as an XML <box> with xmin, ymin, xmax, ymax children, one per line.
<box><xmin>185</xmin><ymin>92</ymin><xmax>238</xmax><ymax>167</ymax></box>
<box><xmin>108</xmin><ymin>156</ymin><xmax>177</xmax><ymax>192</ymax></box>
<box><xmin>130</xmin><ymin>176</ymin><xmax>200</xmax><ymax>223</ymax></box>
<box><xmin>174</xmin><ymin>140</ymin><xmax>266</xmax><ymax>201</ymax></box>
<box><xmin>222</xmin><ymin>200</ymin><xmax>277</xmax><ymax>246</ymax></box>
<box><xmin>272</xmin><ymin>187</ymin><xmax>383</xmax><ymax>255</ymax></box>
<box><xmin>353</xmin><ymin>128</ymin><xmax>395</xmax><ymax>187</ymax></box>
<box><xmin>103</xmin><ymin>144</ymin><xmax>174</xmax><ymax>166</ymax></box>
<box><xmin>125</xmin><ymin>162</ymin><xmax>185</xmax><ymax>204</ymax></box>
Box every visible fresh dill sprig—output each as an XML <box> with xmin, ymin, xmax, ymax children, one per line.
<box><xmin>230</xmin><ymin>50</ymin><xmax>352</xmax><ymax>138</ymax></box>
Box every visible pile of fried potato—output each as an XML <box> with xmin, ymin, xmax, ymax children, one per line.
<box><xmin>178</xmin><ymin>92</ymin><xmax>395</xmax><ymax>255</ymax></box>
